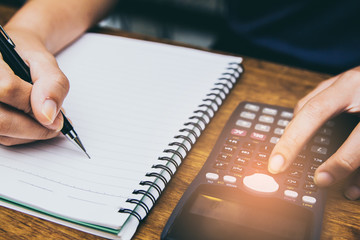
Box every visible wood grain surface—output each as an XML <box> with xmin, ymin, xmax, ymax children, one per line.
<box><xmin>0</xmin><ymin>3</ymin><xmax>359</xmax><ymax>240</ymax></box>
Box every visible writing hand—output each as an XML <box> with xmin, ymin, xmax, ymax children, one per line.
<box><xmin>268</xmin><ymin>67</ymin><xmax>360</xmax><ymax>200</ymax></box>
<box><xmin>0</xmin><ymin>29</ymin><xmax>69</xmax><ymax>145</ymax></box>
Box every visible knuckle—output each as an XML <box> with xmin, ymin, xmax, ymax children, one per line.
<box><xmin>0</xmin><ymin>112</ymin><xmax>12</xmax><ymax>135</ymax></box>
<box><xmin>294</xmin><ymin>100</ymin><xmax>304</xmax><ymax>113</ymax></box>
<box><xmin>335</xmin><ymin>155</ymin><xmax>358</xmax><ymax>173</ymax></box>
<box><xmin>303</xmin><ymin>99</ymin><xmax>325</xmax><ymax>118</ymax></box>
<box><xmin>38</xmin><ymin>128</ymin><xmax>57</xmax><ymax>140</ymax></box>
<box><xmin>54</xmin><ymin>73</ymin><xmax>70</xmax><ymax>95</ymax></box>
<box><xmin>0</xmin><ymin>76</ymin><xmax>16</xmax><ymax>99</ymax></box>
<box><xmin>276</xmin><ymin>134</ymin><xmax>300</xmax><ymax>159</ymax></box>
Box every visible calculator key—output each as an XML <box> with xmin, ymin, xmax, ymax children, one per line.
<box><xmin>250</xmin><ymin>132</ymin><xmax>267</xmax><ymax>141</ymax></box>
<box><xmin>288</xmin><ymin>169</ymin><xmax>302</xmax><ymax>178</ymax></box>
<box><xmin>297</xmin><ymin>153</ymin><xmax>306</xmax><ymax>160</ymax></box>
<box><xmin>235</xmin><ymin>157</ymin><xmax>249</xmax><ymax>165</ymax></box>
<box><xmin>292</xmin><ymin>162</ymin><xmax>305</xmax><ymax>170</ymax></box>
<box><xmin>304</xmin><ymin>182</ymin><xmax>318</xmax><ymax>191</ymax></box>
<box><xmin>217</xmin><ymin>153</ymin><xmax>232</xmax><ymax>162</ymax></box>
<box><xmin>312</xmin><ymin>157</ymin><xmax>324</xmax><ymax>164</ymax></box>
<box><xmin>240</xmin><ymin>111</ymin><xmax>256</xmax><ymax>120</ymax></box>
<box><xmin>277</xmin><ymin>119</ymin><xmax>290</xmax><ymax>127</ymax></box>
<box><xmin>239</xmin><ymin>149</ymin><xmax>252</xmax><ymax>157</ymax></box>
<box><xmin>309</xmin><ymin>165</ymin><xmax>319</xmax><ymax>173</ymax></box>
<box><xmin>284</xmin><ymin>190</ymin><xmax>298</xmax><ymax>199</ymax></box>
<box><xmin>259</xmin><ymin>115</ymin><xmax>274</xmax><ymax>124</ymax></box>
<box><xmin>226</xmin><ymin>138</ymin><xmax>240</xmax><ymax>146</ymax></box>
<box><xmin>235</xmin><ymin>119</ymin><xmax>252</xmax><ymax>128</ymax></box>
<box><xmin>262</xmin><ymin>107</ymin><xmax>278</xmax><ymax>116</ymax></box>
<box><xmin>285</xmin><ymin>178</ymin><xmax>299</xmax><ymax>187</ymax></box>
<box><xmin>270</xmin><ymin>137</ymin><xmax>280</xmax><ymax>144</ymax></box>
<box><xmin>231</xmin><ymin>128</ymin><xmax>248</xmax><ymax>136</ymax></box>
<box><xmin>318</xmin><ymin>128</ymin><xmax>332</xmax><ymax>136</ymax></box>
<box><xmin>222</xmin><ymin>146</ymin><xmax>237</xmax><ymax>154</ymax></box>
<box><xmin>256</xmin><ymin>153</ymin><xmax>268</xmax><ymax>161</ymax></box>
<box><xmin>255</xmin><ymin>123</ymin><xmax>271</xmax><ymax>132</ymax></box>
<box><xmin>242</xmin><ymin>141</ymin><xmax>255</xmax><ymax>149</ymax></box>
<box><xmin>302</xmin><ymin>196</ymin><xmax>317</xmax><ymax>205</ymax></box>
<box><xmin>314</xmin><ymin>136</ymin><xmax>330</xmax><ymax>145</ymax></box>
<box><xmin>213</xmin><ymin>162</ymin><xmax>228</xmax><ymax>170</ymax></box>
<box><xmin>325</xmin><ymin>120</ymin><xmax>335</xmax><ymax>127</ymax></box>
<box><xmin>306</xmin><ymin>173</ymin><xmax>315</xmax><ymax>182</ymax></box>
<box><xmin>244</xmin><ymin>103</ymin><xmax>260</xmax><ymax>112</ymax></box>
<box><xmin>224</xmin><ymin>175</ymin><xmax>237</xmax><ymax>184</ymax></box>
<box><xmin>281</xmin><ymin>111</ymin><xmax>293</xmax><ymax>119</ymax></box>
<box><xmin>231</xmin><ymin>166</ymin><xmax>244</xmax><ymax>174</ymax></box>
<box><xmin>253</xmin><ymin>161</ymin><xmax>267</xmax><ymax>169</ymax></box>
<box><xmin>243</xmin><ymin>173</ymin><xmax>279</xmax><ymax>193</ymax></box>
<box><xmin>311</xmin><ymin>145</ymin><xmax>328</xmax><ymax>155</ymax></box>
<box><xmin>274</xmin><ymin>128</ymin><xmax>284</xmax><ymax>135</ymax></box>
<box><xmin>259</xmin><ymin>144</ymin><xmax>272</xmax><ymax>152</ymax></box>
<box><xmin>206</xmin><ymin>172</ymin><xmax>219</xmax><ymax>181</ymax></box>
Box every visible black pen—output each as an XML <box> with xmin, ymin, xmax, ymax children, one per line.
<box><xmin>0</xmin><ymin>25</ymin><xmax>90</xmax><ymax>158</ymax></box>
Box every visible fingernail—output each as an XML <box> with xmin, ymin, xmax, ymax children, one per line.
<box><xmin>314</xmin><ymin>172</ymin><xmax>334</xmax><ymax>186</ymax></box>
<box><xmin>268</xmin><ymin>154</ymin><xmax>284</xmax><ymax>174</ymax></box>
<box><xmin>344</xmin><ymin>186</ymin><xmax>360</xmax><ymax>201</ymax></box>
<box><xmin>42</xmin><ymin>98</ymin><xmax>57</xmax><ymax>124</ymax></box>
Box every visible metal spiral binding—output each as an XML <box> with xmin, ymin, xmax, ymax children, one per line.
<box><xmin>132</xmin><ymin>189</ymin><xmax>156</xmax><ymax>205</ymax></box>
<box><xmin>169</xmin><ymin>141</ymin><xmax>190</xmax><ymax>153</ymax></box>
<box><xmin>158</xmin><ymin>156</ymin><xmax>179</xmax><ymax>168</ymax></box>
<box><xmin>118</xmin><ymin>61</ymin><xmax>243</xmax><ymax>222</ymax></box>
<box><xmin>145</xmin><ymin>172</ymin><xmax>168</xmax><ymax>185</ymax></box>
<box><xmin>126</xmin><ymin>198</ymin><xmax>150</xmax><ymax>215</ymax></box>
<box><xmin>152</xmin><ymin>164</ymin><xmax>174</xmax><ymax>177</ymax></box>
<box><xmin>118</xmin><ymin>208</ymin><xmax>142</xmax><ymax>221</ymax></box>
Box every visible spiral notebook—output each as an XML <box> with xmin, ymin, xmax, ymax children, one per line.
<box><xmin>0</xmin><ymin>32</ymin><xmax>242</xmax><ymax>239</ymax></box>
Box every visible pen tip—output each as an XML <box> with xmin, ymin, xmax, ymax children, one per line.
<box><xmin>85</xmin><ymin>151</ymin><xmax>91</xmax><ymax>159</ymax></box>
<box><xmin>73</xmin><ymin>136</ymin><xmax>91</xmax><ymax>159</ymax></box>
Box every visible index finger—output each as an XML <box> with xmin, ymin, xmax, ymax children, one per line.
<box><xmin>268</xmin><ymin>84</ymin><xmax>349</xmax><ymax>174</ymax></box>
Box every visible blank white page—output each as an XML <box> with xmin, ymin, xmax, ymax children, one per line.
<box><xmin>0</xmin><ymin>33</ymin><xmax>242</xmax><ymax>231</ymax></box>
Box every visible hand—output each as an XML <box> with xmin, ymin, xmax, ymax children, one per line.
<box><xmin>267</xmin><ymin>66</ymin><xmax>360</xmax><ymax>200</ymax></box>
<box><xmin>0</xmin><ymin>28</ymin><xmax>69</xmax><ymax>146</ymax></box>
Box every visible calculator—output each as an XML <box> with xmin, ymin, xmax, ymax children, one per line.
<box><xmin>161</xmin><ymin>101</ymin><xmax>358</xmax><ymax>240</ymax></box>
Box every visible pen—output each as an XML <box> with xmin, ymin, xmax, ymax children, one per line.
<box><xmin>0</xmin><ymin>25</ymin><xmax>90</xmax><ymax>158</ymax></box>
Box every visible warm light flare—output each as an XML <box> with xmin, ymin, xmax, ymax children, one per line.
<box><xmin>243</xmin><ymin>173</ymin><xmax>279</xmax><ymax>193</ymax></box>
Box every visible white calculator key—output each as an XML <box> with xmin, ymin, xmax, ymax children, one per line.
<box><xmin>244</xmin><ymin>103</ymin><xmax>260</xmax><ymax>112</ymax></box>
<box><xmin>236</xmin><ymin>119</ymin><xmax>252</xmax><ymax>128</ymax></box>
<box><xmin>223</xmin><ymin>175</ymin><xmax>237</xmax><ymax>184</ymax></box>
<box><xmin>281</xmin><ymin>111</ymin><xmax>293</xmax><ymax>119</ymax></box>
<box><xmin>243</xmin><ymin>173</ymin><xmax>279</xmax><ymax>193</ymax></box>
<box><xmin>284</xmin><ymin>190</ymin><xmax>298</xmax><ymax>199</ymax></box>
<box><xmin>255</xmin><ymin>124</ymin><xmax>271</xmax><ymax>132</ymax></box>
<box><xmin>206</xmin><ymin>172</ymin><xmax>219</xmax><ymax>181</ymax></box>
<box><xmin>240</xmin><ymin>111</ymin><xmax>256</xmax><ymax>120</ymax></box>
<box><xmin>326</xmin><ymin>120</ymin><xmax>335</xmax><ymax>127</ymax></box>
<box><xmin>274</xmin><ymin>128</ymin><xmax>284</xmax><ymax>135</ymax></box>
<box><xmin>262</xmin><ymin>107</ymin><xmax>278</xmax><ymax>116</ymax></box>
<box><xmin>319</xmin><ymin>128</ymin><xmax>332</xmax><ymax>136</ymax></box>
<box><xmin>259</xmin><ymin>115</ymin><xmax>274</xmax><ymax>124</ymax></box>
<box><xmin>270</xmin><ymin>137</ymin><xmax>280</xmax><ymax>144</ymax></box>
<box><xmin>314</xmin><ymin>136</ymin><xmax>330</xmax><ymax>145</ymax></box>
<box><xmin>302</xmin><ymin>195</ymin><xmax>317</xmax><ymax>204</ymax></box>
<box><xmin>311</xmin><ymin>145</ymin><xmax>328</xmax><ymax>155</ymax></box>
<box><xmin>277</xmin><ymin>119</ymin><xmax>290</xmax><ymax>127</ymax></box>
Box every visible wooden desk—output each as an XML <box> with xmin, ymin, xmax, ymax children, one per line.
<box><xmin>1</xmin><ymin>4</ymin><xmax>360</xmax><ymax>240</ymax></box>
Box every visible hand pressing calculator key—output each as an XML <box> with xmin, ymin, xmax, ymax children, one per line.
<box><xmin>162</xmin><ymin>101</ymin><xmax>358</xmax><ymax>240</ymax></box>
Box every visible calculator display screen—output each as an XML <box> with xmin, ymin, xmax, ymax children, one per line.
<box><xmin>190</xmin><ymin>194</ymin><xmax>307</xmax><ymax>240</ymax></box>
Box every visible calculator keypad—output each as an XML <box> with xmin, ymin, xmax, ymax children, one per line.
<box><xmin>204</xmin><ymin>102</ymin><xmax>338</xmax><ymax>208</ymax></box>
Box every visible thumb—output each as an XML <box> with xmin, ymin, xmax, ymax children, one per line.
<box><xmin>29</xmin><ymin>52</ymin><xmax>69</xmax><ymax>131</ymax></box>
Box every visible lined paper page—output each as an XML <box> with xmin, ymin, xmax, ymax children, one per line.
<box><xmin>0</xmin><ymin>33</ymin><xmax>241</xmax><ymax>231</ymax></box>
